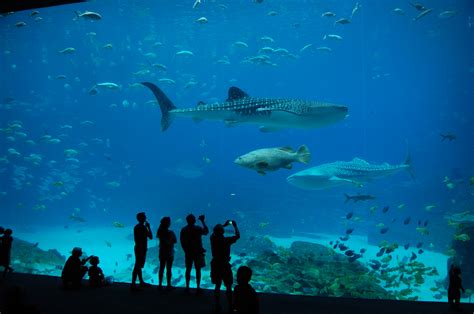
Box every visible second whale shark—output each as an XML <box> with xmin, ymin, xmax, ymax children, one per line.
<box><xmin>287</xmin><ymin>155</ymin><xmax>413</xmax><ymax>190</ymax></box>
<box><xmin>141</xmin><ymin>82</ymin><xmax>348</xmax><ymax>132</ymax></box>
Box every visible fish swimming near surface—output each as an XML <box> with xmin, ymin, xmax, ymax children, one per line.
<box><xmin>141</xmin><ymin>82</ymin><xmax>348</xmax><ymax>132</ymax></box>
<box><xmin>234</xmin><ymin>145</ymin><xmax>311</xmax><ymax>175</ymax></box>
<box><xmin>344</xmin><ymin>193</ymin><xmax>376</xmax><ymax>203</ymax></box>
<box><xmin>287</xmin><ymin>154</ymin><xmax>413</xmax><ymax>190</ymax></box>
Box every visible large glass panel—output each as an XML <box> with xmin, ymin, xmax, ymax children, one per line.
<box><xmin>1</xmin><ymin>0</ymin><xmax>472</xmax><ymax>302</ymax></box>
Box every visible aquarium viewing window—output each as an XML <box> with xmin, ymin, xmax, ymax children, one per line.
<box><xmin>0</xmin><ymin>0</ymin><xmax>472</xmax><ymax>304</ymax></box>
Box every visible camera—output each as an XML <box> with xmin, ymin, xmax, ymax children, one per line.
<box><xmin>198</xmin><ymin>214</ymin><xmax>205</xmax><ymax>221</ymax></box>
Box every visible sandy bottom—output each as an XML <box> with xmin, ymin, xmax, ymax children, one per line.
<box><xmin>12</xmin><ymin>226</ymin><xmax>469</xmax><ymax>303</ymax></box>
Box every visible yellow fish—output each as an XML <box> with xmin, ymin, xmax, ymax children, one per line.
<box><xmin>454</xmin><ymin>234</ymin><xmax>470</xmax><ymax>242</ymax></box>
<box><xmin>416</xmin><ymin>227</ymin><xmax>429</xmax><ymax>236</ymax></box>
<box><xmin>424</xmin><ymin>204</ymin><xmax>436</xmax><ymax>211</ymax></box>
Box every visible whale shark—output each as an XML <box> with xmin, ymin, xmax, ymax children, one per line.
<box><xmin>287</xmin><ymin>155</ymin><xmax>413</xmax><ymax>190</ymax></box>
<box><xmin>141</xmin><ymin>82</ymin><xmax>348</xmax><ymax>132</ymax></box>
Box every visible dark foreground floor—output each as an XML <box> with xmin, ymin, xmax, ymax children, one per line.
<box><xmin>1</xmin><ymin>273</ymin><xmax>473</xmax><ymax>314</ymax></box>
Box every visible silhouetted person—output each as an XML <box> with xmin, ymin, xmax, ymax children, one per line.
<box><xmin>448</xmin><ymin>264</ymin><xmax>465</xmax><ymax>311</ymax></box>
<box><xmin>88</xmin><ymin>256</ymin><xmax>109</xmax><ymax>287</ymax></box>
<box><xmin>131</xmin><ymin>212</ymin><xmax>153</xmax><ymax>291</ymax></box>
<box><xmin>234</xmin><ymin>266</ymin><xmax>259</xmax><ymax>314</ymax></box>
<box><xmin>180</xmin><ymin>214</ymin><xmax>209</xmax><ymax>294</ymax></box>
<box><xmin>211</xmin><ymin>220</ymin><xmax>240</xmax><ymax>313</ymax></box>
<box><xmin>1</xmin><ymin>228</ymin><xmax>14</xmax><ymax>278</ymax></box>
<box><xmin>61</xmin><ymin>247</ymin><xmax>91</xmax><ymax>289</ymax></box>
<box><xmin>156</xmin><ymin>216</ymin><xmax>177</xmax><ymax>290</ymax></box>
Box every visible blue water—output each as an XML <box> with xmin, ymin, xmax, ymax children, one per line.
<box><xmin>1</xmin><ymin>0</ymin><xmax>473</xmax><ymax>300</ymax></box>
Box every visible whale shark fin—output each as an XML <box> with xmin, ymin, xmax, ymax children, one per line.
<box><xmin>226</xmin><ymin>86</ymin><xmax>249</xmax><ymax>102</ymax></box>
<box><xmin>141</xmin><ymin>82</ymin><xmax>176</xmax><ymax>131</ymax></box>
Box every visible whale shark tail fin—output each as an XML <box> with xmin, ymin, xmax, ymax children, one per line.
<box><xmin>141</xmin><ymin>82</ymin><xmax>176</xmax><ymax>131</ymax></box>
<box><xmin>404</xmin><ymin>152</ymin><xmax>415</xmax><ymax>181</ymax></box>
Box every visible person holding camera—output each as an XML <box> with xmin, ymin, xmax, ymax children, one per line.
<box><xmin>180</xmin><ymin>213</ymin><xmax>209</xmax><ymax>295</ymax></box>
<box><xmin>210</xmin><ymin>220</ymin><xmax>240</xmax><ymax>313</ymax></box>
<box><xmin>130</xmin><ymin>212</ymin><xmax>153</xmax><ymax>291</ymax></box>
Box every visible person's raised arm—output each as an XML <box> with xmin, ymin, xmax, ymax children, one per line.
<box><xmin>232</xmin><ymin>220</ymin><xmax>240</xmax><ymax>239</ymax></box>
<box><xmin>144</xmin><ymin>221</ymin><xmax>153</xmax><ymax>240</ymax></box>
<box><xmin>199</xmin><ymin>215</ymin><xmax>209</xmax><ymax>235</ymax></box>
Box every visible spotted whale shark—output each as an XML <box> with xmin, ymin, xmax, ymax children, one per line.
<box><xmin>287</xmin><ymin>154</ymin><xmax>413</xmax><ymax>190</ymax></box>
<box><xmin>141</xmin><ymin>82</ymin><xmax>348</xmax><ymax>132</ymax></box>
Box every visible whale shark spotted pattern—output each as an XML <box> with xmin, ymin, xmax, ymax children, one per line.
<box><xmin>287</xmin><ymin>156</ymin><xmax>413</xmax><ymax>190</ymax></box>
<box><xmin>141</xmin><ymin>82</ymin><xmax>348</xmax><ymax>132</ymax></box>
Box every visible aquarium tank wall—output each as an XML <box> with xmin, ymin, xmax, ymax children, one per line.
<box><xmin>1</xmin><ymin>0</ymin><xmax>473</xmax><ymax>303</ymax></box>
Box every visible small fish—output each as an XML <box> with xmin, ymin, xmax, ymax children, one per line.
<box><xmin>75</xmin><ymin>11</ymin><xmax>102</xmax><ymax>20</ymax></box>
<box><xmin>96</xmin><ymin>82</ymin><xmax>121</xmax><ymax>90</ymax></box>
<box><xmin>360</xmin><ymin>248</ymin><xmax>366</xmax><ymax>253</ymax></box>
<box><xmin>397</xmin><ymin>203</ymin><xmax>405</xmax><ymax>209</ymax></box>
<box><xmin>368</xmin><ymin>259</ymin><xmax>381</xmax><ymax>270</ymax></box>
<box><xmin>15</xmin><ymin>21</ymin><xmax>27</xmax><ymax>28</ymax></box>
<box><xmin>338</xmin><ymin>243</ymin><xmax>349</xmax><ymax>251</ymax></box>
<box><xmin>316</xmin><ymin>46</ymin><xmax>332</xmax><ymax>53</ymax></box>
<box><xmin>424</xmin><ymin>204</ymin><xmax>436</xmax><ymax>211</ymax></box>
<box><xmin>339</xmin><ymin>235</ymin><xmax>350</xmax><ymax>241</ymax></box>
<box><xmin>469</xmin><ymin>176</ymin><xmax>474</xmax><ymax>185</ymax></box>
<box><xmin>105</xmin><ymin>241</ymin><xmax>112</xmax><ymax>248</ymax></box>
<box><xmin>323</xmin><ymin>34</ymin><xmax>343</xmax><ymax>41</ymax></box>
<box><xmin>260</xmin><ymin>36</ymin><xmax>274</xmax><ymax>43</ymax></box>
<box><xmin>112</xmin><ymin>221</ymin><xmax>125</xmax><ymax>228</ymax></box>
<box><xmin>393</xmin><ymin>8</ymin><xmax>405</xmax><ymax>15</ymax></box>
<box><xmin>30</xmin><ymin>10</ymin><xmax>40</xmax><ymax>16</ymax></box>
<box><xmin>346</xmin><ymin>212</ymin><xmax>354</xmax><ymax>220</ymax></box>
<box><xmin>334</xmin><ymin>18</ymin><xmax>351</xmax><ymax>25</ymax></box>
<box><xmin>404</xmin><ymin>243</ymin><xmax>410</xmax><ymax>250</ymax></box>
<box><xmin>438</xmin><ymin>11</ymin><xmax>456</xmax><ymax>19</ymax></box>
<box><xmin>233</xmin><ymin>41</ymin><xmax>249</xmax><ymax>48</ymax></box>
<box><xmin>259</xmin><ymin>222</ymin><xmax>269</xmax><ymax>229</ymax></box>
<box><xmin>332</xmin><ymin>241</ymin><xmax>339</xmax><ymax>249</ymax></box>
<box><xmin>59</xmin><ymin>47</ymin><xmax>75</xmax><ymax>54</ymax></box>
<box><xmin>410</xmin><ymin>252</ymin><xmax>417</xmax><ymax>262</ymax></box>
<box><xmin>299</xmin><ymin>44</ymin><xmax>313</xmax><ymax>53</ymax></box>
<box><xmin>69</xmin><ymin>213</ymin><xmax>86</xmax><ymax>223</ymax></box>
<box><xmin>454</xmin><ymin>233</ymin><xmax>470</xmax><ymax>242</ymax></box>
<box><xmin>423</xmin><ymin>220</ymin><xmax>429</xmax><ymax>227</ymax></box>
<box><xmin>413</xmin><ymin>8</ymin><xmax>433</xmax><ymax>21</ymax></box>
<box><xmin>370</xmin><ymin>206</ymin><xmax>377</xmax><ymax>214</ymax></box>
<box><xmin>380</xmin><ymin>227</ymin><xmax>389</xmax><ymax>234</ymax></box>
<box><xmin>382</xmin><ymin>206</ymin><xmax>389</xmax><ymax>213</ymax></box>
<box><xmin>348</xmin><ymin>253</ymin><xmax>362</xmax><ymax>262</ymax></box>
<box><xmin>321</xmin><ymin>12</ymin><xmax>336</xmax><ymax>18</ymax></box>
<box><xmin>416</xmin><ymin>227</ymin><xmax>429</xmax><ymax>236</ymax></box>
<box><xmin>410</xmin><ymin>2</ymin><xmax>427</xmax><ymax>11</ymax></box>
<box><xmin>416</xmin><ymin>242</ymin><xmax>423</xmax><ymax>248</ymax></box>
<box><xmin>345</xmin><ymin>228</ymin><xmax>354</xmax><ymax>235</ymax></box>
<box><xmin>418</xmin><ymin>249</ymin><xmax>424</xmax><ymax>254</ymax></box>
<box><xmin>192</xmin><ymin>0</ymin><xmax>201</xmax><ymax>9</ymax></box>
<box><xmin>344</xmin><ymin>193</ymin><xmax>376</xmax><ymax>203</ymax></box>
<box><xmin>403</xmin><ymin>217</ymin><xmax>411</xmax><ymax>225</ymax></box>
<box><xmin>267</xmin><ymin>11</ymin><xmax>278</xmax><ymax>17</ymax></box>
<box><xmin>176</xmin><ymin>50</ymin><xmax>194</xmax><ymax>56</ymax></box>
<box><xmin>440</xmin><ymin>132</ymin><xmax>456</xmax><ymax>141</ymax></box>
<box><xmin>376</xmin><ymin>248</ymin><xmax>385</xmax><ymax>257</ymax></box>
<box><xmin>345</xmin><ymin>250</ymin><xmax>355</xmax><ymax>257</ymax></box>
<box><xmin>375</xmin><ymin>223</ymin><xmax>385</xmax><ymax>228</ymax></box>
<box><xmin>350</xmin><ymin>2</ymin><xmax>361</xmax><ymax>19</ymax></box>
<box><xmin>195</xmin><ymin>17</ymin><xmax>208</xmax><ymax>24</ymax></box>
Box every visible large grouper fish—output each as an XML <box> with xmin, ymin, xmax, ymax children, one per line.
<box><xmin>141</xmin><ymin>82</ymin><xmax>348</xmax><ymax>132</ymax></box>
<box><xmin>287</xmin><ymin>154</ymin><xmax>413</xmax><ymax>190</ymax></box>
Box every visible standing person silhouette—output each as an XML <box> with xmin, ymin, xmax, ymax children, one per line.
<box><xmin>156</xmin><ymin>216</ymin><xmax>177</xmax><ymax>290</ymax></box>
<box><xmin>210</xmin><ymin>220</ymin><xmax>240</xmax><ymax>313</ymax></box>
<box><xmin>0</xmin><ymin>228</ymin><xmax>14</xmax><ymax>278</ymax></box>
<box><xmin>448</xmin><ymin>264</ymin><xmax>465</xmax><ymax>311</ymax></box>
<box><xmin>180</xmin><ymin>213</ymin><xmax>209</xmax><ymax>294</ymax></box>
<box><xmin>130</xmin><ymin>212</ymin><xmax>153</xmax><ymax>291</ymax></box>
